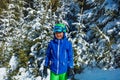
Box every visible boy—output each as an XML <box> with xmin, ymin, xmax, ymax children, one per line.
<box><xmin>43</xmin><ymin>23</ymin><xmax>74</xmax><ymax>80</ymax></box>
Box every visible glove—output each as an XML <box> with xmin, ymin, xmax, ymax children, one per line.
<box><xmin>43</xmin><ymin>66</ymin><xmax>48</xmax><ymax>78</ymax></box>
<box><xmin>67</xmin><ymin>68</ymin><xmax>74</xmax><ymax>79</ymax></box>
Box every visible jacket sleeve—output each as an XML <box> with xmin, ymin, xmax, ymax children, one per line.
<box><xmin>68</xmin><ymin>41</ymin><xmax>74</xmax><ymax>69</ymax></box>
<box><xmin>44</xmin><ymin>42</ymin><xmax>51</xmax><ymax>67</ymax></box>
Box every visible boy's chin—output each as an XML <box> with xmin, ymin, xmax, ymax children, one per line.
<box><xmin>57</xmin><ymin>38</ymin><xmax>62</xmax><ymax>39</ymax></box>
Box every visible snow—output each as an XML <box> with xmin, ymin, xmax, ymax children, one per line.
<box><xmin>74</xmin><ymin>68</ymin><xmax>120</xmax><ymax>80</ymax></box>
<box><xmin>0</xmin><ymin>67</ymin><xmax>120</xmax><ymax>80</ymax></box>
<box><xmin>0</xmin><ymin>0</ymin><xmax>120</xmax><ymax>80</ymax></box>
<box><xmin>12</xmin><ymin>67</ymin><xmax>50</xmax><ymax>80</ymax></box>
<box><xmin>104</xmin><ymin>0</ymin><xmax>119</xmax><ymax>11</ymax></box>
<box><xmin>8</xmin><ymin>4</ymin><xmax>15</xmax><ymax>9</ymax></box>
<box><xmin>9</xmin><ymin>55</ymin><xmax>18</xmax><ymax>71</ymax></box>
<box><xmin>0</xmin><ymin>68</ymin><xmax>7</xmax><ymax>80</ymax></box>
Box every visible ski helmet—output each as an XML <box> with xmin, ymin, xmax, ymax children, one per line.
<box><xmin>53</xmin><ymin>23</ymin><xmax>66</xmax><ymax>33</ymax></box>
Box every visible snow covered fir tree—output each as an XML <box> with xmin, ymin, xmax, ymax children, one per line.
<box><xmin>0</xmin><ymin>0</ymin><xmax>120</xmax><ymax>80</ymax></box>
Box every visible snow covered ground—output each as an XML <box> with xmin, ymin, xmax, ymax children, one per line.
<box><xmin>0</xmin><ymin>68</ymin><xmax>7</xmax><ymax>80</ymax></box>
<box><xmin>75</xmin><ymin>67</ymin><xmax>120</xmax><ymax>80</ymax></box>
<box><xmin>0</xmin><ymin>67</ymin><xmax>120</xmax><ymax>80</ymax></box>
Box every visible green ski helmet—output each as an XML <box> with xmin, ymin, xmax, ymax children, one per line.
<box><xmin>53</xmin><ymin>23</ymin><xmax>67</xmax><ymax>33</ymax></box>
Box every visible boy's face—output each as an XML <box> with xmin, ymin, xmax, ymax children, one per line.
<box><xmin>55</xmin><ymin>32</ymin><xmax>64</xmax><ymax>39</ymax></box>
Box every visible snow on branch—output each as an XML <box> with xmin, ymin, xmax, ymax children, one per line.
<box><xmin>95</xmin><ymin>26</ymin><xmax>110</xmax><ymax>43</ymax></box>
<box><xmin>91</xmin><ymin>25</ymin><xmax>110</xmax><ymax>43</ymax></box>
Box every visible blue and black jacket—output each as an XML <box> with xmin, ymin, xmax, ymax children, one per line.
<box><xmin>44</xmin><ymin>34</ymin><xmax>74</xmax><ymax>74</ymax></box>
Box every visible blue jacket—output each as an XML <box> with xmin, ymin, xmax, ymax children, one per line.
<box><xmin>44</xmin><ymin>35</ymin><xmax>74</xmax><ymax>74</ymax></box>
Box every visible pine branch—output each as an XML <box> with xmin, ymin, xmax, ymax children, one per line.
<box><xmin>95</xmin><ymin>26</ymin><xmax>110</xmax><ymax>43</ymax></box>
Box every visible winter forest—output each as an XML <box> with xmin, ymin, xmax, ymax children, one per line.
<box><xmin>0</xmin><ymin>0</ymin><xmax>120</xmax><ymax>80</ymax></box>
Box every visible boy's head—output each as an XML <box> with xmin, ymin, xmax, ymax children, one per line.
<box><xmin>53</xmin><ymin>23</ymin><xmax>66</xmax><ymax>39</ymax></box>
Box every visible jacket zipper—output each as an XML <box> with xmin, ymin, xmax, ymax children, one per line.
<box><xmin>65</xmin><ymin>50</ymin><xmax>67</xmax><ymax>59</ymax></box>
<box><xmin>57</xmin><ymin>40</ymin><xmax>60</xmax><ymax>74</ymax></box>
